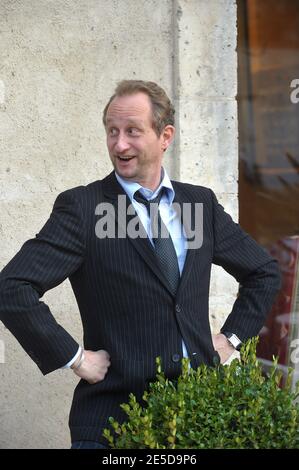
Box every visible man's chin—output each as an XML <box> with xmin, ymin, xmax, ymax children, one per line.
<box><xmin>114</xmin><ymin>167</ymin><xmax>137</xmax><ymax>181</ymax></box>
<box><xmin>112</xmin><ymin>158</ymin><xmax>136</xmax><ymax>176</ymax></box>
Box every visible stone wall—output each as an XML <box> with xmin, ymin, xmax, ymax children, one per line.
<box><xmin>0</xmin><ymin>0</ymin><xmax>237</xmax><ymax>448</ymax></box>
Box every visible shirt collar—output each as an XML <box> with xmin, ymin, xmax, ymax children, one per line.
<box><xmin>115</xmin><ymin>168</ymin><xmax>175</xmax><ymax>204</ymax></box>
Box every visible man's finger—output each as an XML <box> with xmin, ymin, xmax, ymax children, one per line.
<box><xmin>97</xmin><ymin>349</ymin><xmax>110</xmax><ymax>360</ymax></box>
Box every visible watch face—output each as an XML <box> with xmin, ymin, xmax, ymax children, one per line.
<box><xmin>225</xmin><ymin>333</ymin><xmax>242</xmax><ymax>350</ymax></box>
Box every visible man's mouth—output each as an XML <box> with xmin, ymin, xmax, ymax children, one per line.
<box><xmin>117</xmin><ymin>156</ymin><xmax>135</xmax><ymax>162</ymax></box>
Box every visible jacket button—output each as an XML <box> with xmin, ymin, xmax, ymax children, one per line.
<box><xmin>172</xmin><ymin>353</ymin><xmax>181</xmax><ymax>363</ymax></box>
<box><xmin>175</xmin><ymin>304</ymin><xmax>181</xmax><ymax>313</ymax></box>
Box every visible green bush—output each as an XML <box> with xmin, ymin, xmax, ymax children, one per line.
<box><xmin>103</xmin><ymin>338</ymin><xmax>299</xmax><ymax>449</ymax></box>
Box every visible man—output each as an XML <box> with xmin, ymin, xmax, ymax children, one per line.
<box><xmin>0</xmin><ymin>80</ymin><xmax>281</xmax><ymax>449</ymax></box>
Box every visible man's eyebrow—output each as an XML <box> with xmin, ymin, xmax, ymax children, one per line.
<box><xmin>127</xmin><ymin>120</ymin><xmax>145</xmax><ymax>128</ymax></box>
<box><xmin>106</xmin><ymin>118</ymin><xmax>145</xmax><ymax>127</ymax></box>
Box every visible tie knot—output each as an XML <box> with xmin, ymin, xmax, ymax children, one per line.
<box><xmin>134</xmin><ymin>188</ymin><xmax>164</xmax><ymax>213</ymax></box>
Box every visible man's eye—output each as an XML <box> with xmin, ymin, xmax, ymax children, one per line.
<box><xmin>109</xmin><ymin>128</ymin><xmax>118</xmax><ymax>136</ymax></box>
<box><xmin>128</xmin><ymin>128</ymin><xmax>139</xmax><ymax>135</ymax></box>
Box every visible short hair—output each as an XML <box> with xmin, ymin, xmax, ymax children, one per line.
<box><xmin>102</xmin><ymin>80</ymin><xmax>175</xmax><ymax>136</ymax></box>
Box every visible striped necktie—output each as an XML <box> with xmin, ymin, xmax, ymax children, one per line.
<box><xmin>134</xmin><ymin>189</ymin><xmax>180</xmax><ymax>295</ymax></box>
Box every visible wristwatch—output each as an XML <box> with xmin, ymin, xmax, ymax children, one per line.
<box><xmin>222</xmin><ymin>332</ymin><xmax>242</xmax><ymax>351</ymax></box>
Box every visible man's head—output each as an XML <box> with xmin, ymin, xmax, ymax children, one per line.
<box><xmin>103</xmin><ymin>80</ymin><xmax>175</xmax><ymax>136</ymax></box>
<box><xmin>103</xmin><ymin>80</ymin><xmax>175</xmax><ymax>190</ymax></box>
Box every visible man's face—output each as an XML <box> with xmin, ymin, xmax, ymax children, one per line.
<box><xmin>105</xmin><ymin>92</ymin><xmax>174</xmax><ymax>190</ymax></box>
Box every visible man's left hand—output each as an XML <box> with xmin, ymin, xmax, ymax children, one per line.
<box><xmin>212</xmin><ymin>333</ymin><xmax>235</xmax><ymax>364</ymax></box>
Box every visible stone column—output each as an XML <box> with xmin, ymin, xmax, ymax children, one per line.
<box><xmin>172</xmin><ymin>0</ymin><xmax>238</xmax><ymax>332</ymax></box>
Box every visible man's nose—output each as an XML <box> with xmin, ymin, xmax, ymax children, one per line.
<box><xmin>114</xmin><ymin>134</ymin><xmax>130</xmax><ymax>153</ymax></box>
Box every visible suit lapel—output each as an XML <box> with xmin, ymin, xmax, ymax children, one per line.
<box><xmin>102</xmin><ymin>172</ymin><xmax>174</xmax><ymax>295</ymax></box>
<box><xmin>172</xmin><ymin>182</ymin><xmax>199</xmax><ymax>296</ymax></box>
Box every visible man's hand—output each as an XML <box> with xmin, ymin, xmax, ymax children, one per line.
<box><xmin>212</xmin><ymin>333</ymin><xmax>235</xmax><ymax>364</ymax></box>
<box><xmin>72</xmin><ymin>349</ymin><xmax>111</xmax><ymax>384</ymax></box>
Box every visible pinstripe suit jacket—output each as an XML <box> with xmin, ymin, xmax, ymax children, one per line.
<box><xmin>0</xmin><ymin>171</ymin><xmax>281</xmax><ymax>444</ymax></box>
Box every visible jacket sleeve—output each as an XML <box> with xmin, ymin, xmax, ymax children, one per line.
<box><xmin>0</xmin><ymin>189</ymin><xmax>86</xmax><ymax>374</ymax></box>
<box><xmin>210</xmin><ymin>190</ymin><xmax>281</xmax><ymax>342</ymax></box>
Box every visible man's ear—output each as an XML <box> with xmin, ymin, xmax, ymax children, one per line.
<box><xmin>161</xmin><ymin>125</ymin><xmax>175</xmax><ymax>151</ymax></box>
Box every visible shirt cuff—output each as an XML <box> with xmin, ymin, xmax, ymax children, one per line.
<box><xmin>61</xmin><ymin>346</ymin><xmax>82</xmax><ymax>369</ymax></box>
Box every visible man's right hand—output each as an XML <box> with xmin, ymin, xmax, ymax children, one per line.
<box><xmin>72</xmin><ymin>349</ymin><xmax>111</xmax><ymax>384</ymax></box>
